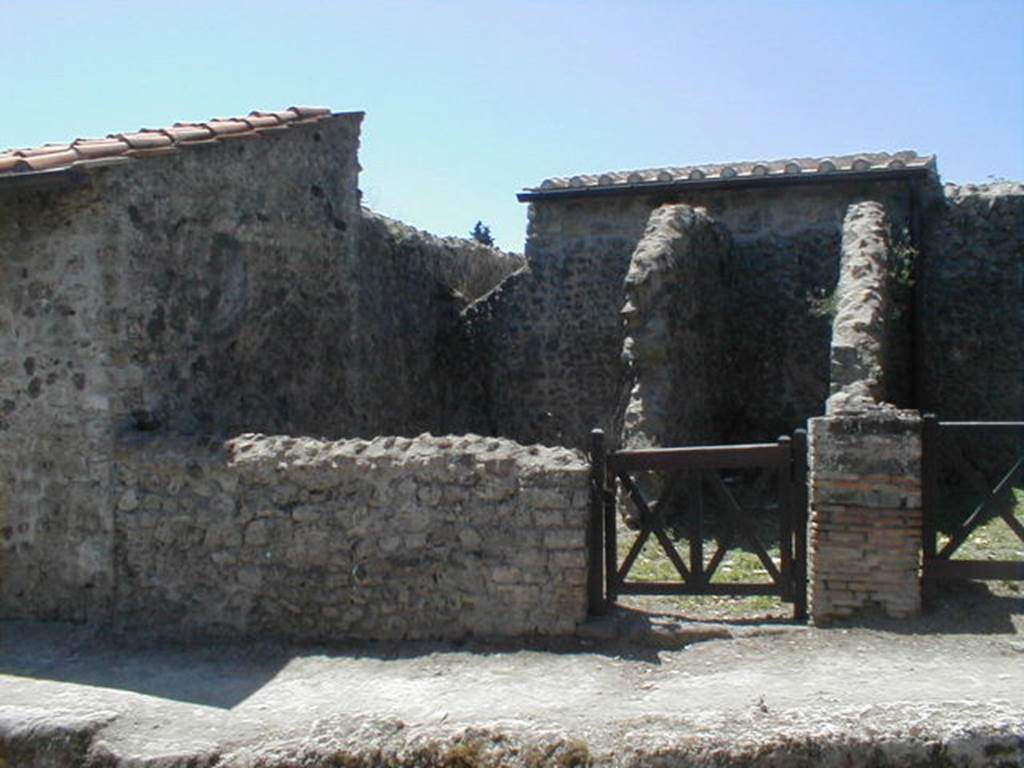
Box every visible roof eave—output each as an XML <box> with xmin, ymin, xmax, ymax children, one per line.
<box><xmin>0</xmin><ymin>165</ymin><xmax>87</xmax><ymax>193</ymax></box>
<box><xmin>516</xmin><ymin>166</ymin><xmax>936</xmax><ymax>203</ymax></box>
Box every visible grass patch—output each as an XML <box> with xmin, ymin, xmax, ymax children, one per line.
<box><xmin>611</xmin><ymin>479</ymin><xmax>1023</xmax><ymax>619</ymax></box>
<box><xmin>940</xmin><ymin>487</ymin><xmax>1024</xmax><ymax>594</ymax></box>
<box><xmin>614</xmin><ymin>514</ymin><xmax>788</xmax><ymax>620</ymax></box>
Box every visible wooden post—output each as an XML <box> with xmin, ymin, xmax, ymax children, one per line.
<box><xmin>921</xmin><ymin>414</ymin><xmax>939</xmax><ymax>606</ymax></box>
<box><xmin>604</xmin><ymin>456</ymin><xmax>619</xmax><ymax>606</ymax></box>
<box><xmin>688</xmin><ymin>470</ymin><xmax>704</xmax><ymax>587</ymax></box>
<box><xmin>921</xmin><ymin>414</ymin><xmax>939</xmax><ymax>560</ymax></box>
<box><xmin>588</xmin><ymin>429</ymin><xmax>607</xmax><ymax>616</ymax></box>
<box><xmin>792</xmin><ymin>429</ymin><xmax>809</xmax><ymax>621</ymax></box>
<box><xmin>777</xmin><ymin>435</ymin><xmax>793</xmax><ymax>598</ymax></box>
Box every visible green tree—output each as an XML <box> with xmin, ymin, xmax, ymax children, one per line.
<box><xmin>470</xmin><ymin>220</ymin><xmax>494</xmax><ymax>247</ymax></box>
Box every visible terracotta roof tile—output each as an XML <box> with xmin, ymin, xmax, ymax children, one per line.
<box><xmin>165</xmin><ymin>123</ymin><xmax>216</xmax><ymax>142</ymax></box>
<box><xmin>116</xmin><ymin>131</ymin><xmax>174</xmax><ymax>150</ymax></box>
<box><xmin>73</xmin><ymin>138</ymin><xmax>131</xmax><ymax>158</ymax></box>
<box><xmin>241</xmin><ymin>114</ymin><xmax>282</xmax><ymax>129</ymax></box>
<box><xmin>16</xmin><ymin>143</ymin><xmax>74</xmax><ymax>157</ymax></box>
<box><xmin>251</xmin><ymin>109</ymin><xmax>299</xmax><ymax>122</ymax></box>
<box><xmin>527</xmin><ymin>151</ymin><xmax>936</xmax><ymax>194</ymax></box>
<box><xmin>0</xmin><ymin>106</ymin><xmax>341</xmax><ymax>178</ymax></box>
<box><xmin>289</xmin><ymin>106</ymin><xmax>331</xmax><ymax>119</ymax></box>
<box><xmin>19</xmin><ymin>149</ymin><xmax>81</xmax><ymax>172</ymax></box>
<box><xmin>205</xmin><ymin>119</ymin><xmax>249</xmax><ymax>137</ymax></box>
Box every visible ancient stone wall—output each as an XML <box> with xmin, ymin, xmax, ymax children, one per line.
<box><xmin>620</xmin><ymin>204</ymin><xmax>732</xmax><ymax>449</ymax></box>
<box><xmin>350</xmin><ymin>210</ymin><xmax>522</xmax><ymax>438</ymax></box>
<box><xmin>459</xmin><ymin>180</ymin><xmax>923</xmax><ymax>450</ymax></box>
<box><xmin>359</xmin><ymin>211</ymin><xmax>523</xmax><ymax>304</ymax></box>
<box><xmin>0</xmin><ymin>114</ymin><xmax>363</xmax><ymax>621</ymax></box>
<box><xmin>920</xmin><ymin>182</ymin><xmax>1023</xmax><ymax>422</ymax></box>
<box><xmin>452</xmin><ymin>197</ymin><xmax>649</xmax><ymax>447</ymax></box>
<box><xmin>0</xmin><ymin>109</ymin><xmax>539</xmax><ymax>628</ymax></box>
<box><xmin>0</xmin><ymin>171</ymin><xmax>120</xmax><ymax>620</ymax></box>
<box><xmin>112</xmin><ymin>433</ymin><xmax>589</xmax><ymax>640</ymax></box>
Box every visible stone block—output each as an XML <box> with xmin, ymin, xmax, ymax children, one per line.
<box><xmin>543</xmin><ymin>528</ymin><xmax>582</xmax><ymax>549</ymax></box>
<box><xmin>520</xmin><ymin>486</ymin><xmax>569</xmax><ymax>509</ymax></box>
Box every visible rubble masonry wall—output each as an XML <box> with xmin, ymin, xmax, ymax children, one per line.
<box><xmin>113</xmin><ymin>433</ymin><xmax>590</xmax><ymax>641</ymax></box>
<box><xmin>920</xmin><ymin>182</ymin><xmax>1024</xmax><ymax>424</ymax></box>
<box><xmin>0</xmin><ymin>114</ymin><xmax>363</xmax><ymax>621</ymax></box>
<box><xmin>456</xmin><ymin>181</ymin><xmax>921</xmax><ymax>450</ymax></box>
<box><xmin>619</xmin><ymin>204</ymin><xmax>732</xmax><ymax>449</ymax></box>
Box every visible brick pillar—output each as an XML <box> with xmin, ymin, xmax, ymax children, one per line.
<box><xmin>808</xmin><ymin>408</ymin><xmax>922</xmax><ymax>623</ymax></box>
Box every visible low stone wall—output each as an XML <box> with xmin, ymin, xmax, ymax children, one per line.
<box><xmin>113</xmin><ymin>433</ymin><xmax>589</xmax><ymax>641</ymax></box>
<box><xmin>808</xmin><ymin>410</ymin><xmax>922</xmax><ymax>622</ymax></box>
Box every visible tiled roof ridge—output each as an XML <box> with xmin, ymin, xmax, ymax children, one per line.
<box><xmin>0</xmin><ymin>106</ymin><xmax>340</xmax><ymax>176</ymax></box>
<box><xmin>530</xmin><ymin>150</ymin><xmax>936</xmax><ymax>192</ymax></box>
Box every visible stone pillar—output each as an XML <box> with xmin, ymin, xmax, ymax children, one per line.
<box><xmin>619</xmin><ymin>203</ymin><xmax>731</xmax><ymax>451</ymax></box>
<box><xmin>827</xmin><ymin>200</ymin><xmax>892</xmax><ymax>412</ymax></box>
<box><xmin>808</xmin><ymin>408</ymin><xmax>922</xmax><ymax>623</ymax></box>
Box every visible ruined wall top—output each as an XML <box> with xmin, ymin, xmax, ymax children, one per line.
<box><xmin>943</xmin><ymin>180</ymin><xmax>1024</xmax><ymax>200</ymax></box>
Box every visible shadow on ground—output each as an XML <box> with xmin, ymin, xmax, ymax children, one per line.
<box><xmin>1</xmin><ymin>580</ymin><xmax>1018</xmax><ymax>710</ymax></box>
<box><xmin>823</xmin><ymin>580</ymin><xmax>1023</xmax><ymax>635</ymax></box>
<box><xmin>0</xmin><ymin>621</ymin><xmax>290</xmax><ymax>708</ymax></box>
<box><xmin>0</xmin><ymin>617</ymin><xmax>668</xmax><ymax>709</ymax></box>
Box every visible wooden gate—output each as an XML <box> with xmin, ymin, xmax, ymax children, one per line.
<box><xmin>587</xmin><ymin>429</ymin><xmax>808</xmax><ymax>620</ymax></box>
<box><xmin>921</xmin><ymin>416</ymin><xmax>1024</xmax><ymax>583</ymax></box>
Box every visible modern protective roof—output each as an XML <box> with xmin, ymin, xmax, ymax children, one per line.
<box><xmin>519</xmin><ymin>151</ymin><xmax>936</xmax><ymax>201</ymax></box>
<box><xmin>0</xmin><ymin>107</ymin><xmax>350</xmax><ymax>178</ymax></box>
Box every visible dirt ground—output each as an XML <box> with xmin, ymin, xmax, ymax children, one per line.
<box><xmin>1</xmin><ymin>583</ymin><xmax>1022</xmax><ymax>767</ymax></box>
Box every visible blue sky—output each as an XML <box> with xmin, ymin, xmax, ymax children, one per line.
<box><xmin>2</xmin><ymin>1</ymin><xmax>1022</xmax><ymax>251</ymax></box>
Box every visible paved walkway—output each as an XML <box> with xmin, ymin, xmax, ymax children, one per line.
<box><xmin>1</xmin><ymin>606</ymin><xmax>1022</xmax><ymax>766</ymax></box>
